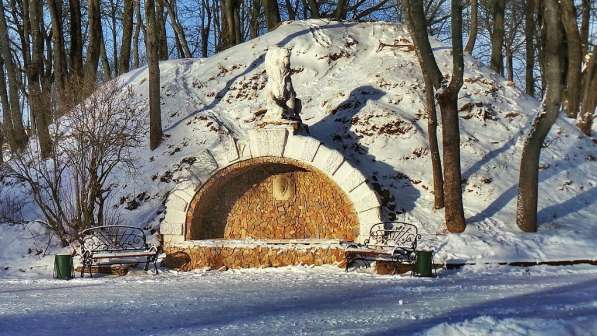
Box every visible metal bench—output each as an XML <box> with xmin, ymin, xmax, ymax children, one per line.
<box><xmin>79</xmin><ymin>225</ymin><xmax>159</xmax><ymax>277</ymax></box>
<box><xmin>345</xmin><ymin>222</ymin><xmax>421</xmax><ymax>274</ymax></box>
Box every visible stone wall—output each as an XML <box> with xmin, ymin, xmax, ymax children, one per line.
<box><xmin>186</xmin><ymin>157</ymin><xmax>359</xmax><ymax>241</ymax></box>
<box><xmin>162</xmin><ymin>245</ymin><xmax>346</xmax><ymax>270</ymax></box>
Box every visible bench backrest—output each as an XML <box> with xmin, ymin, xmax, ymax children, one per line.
<box><xmin>366</xmin><ymin>222</ymin><xmax>420</xmax><ymax>250</ymax></box>
<box><xmin>81</xmin><ymin>225</ymin><xmax>148</xmax><ymax>253</ymax></box>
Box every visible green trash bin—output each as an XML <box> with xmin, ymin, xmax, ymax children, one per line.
<box><xmin>53</xmin><ymin>254</ymin><xmax>74</xmax><ymax>280</ymax></box>
<box><xmin>415</xmin><ymin>250</ymin><xmax>434</xmax><ymax>277</ymax></box>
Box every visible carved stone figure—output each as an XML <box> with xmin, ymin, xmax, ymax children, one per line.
<box><xmin>261</xmin><ymin>46</ymin><xmax>302</xmax><ymax>127</ymax></box>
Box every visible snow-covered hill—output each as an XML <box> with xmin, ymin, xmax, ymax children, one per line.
<box><xmin>1</xmin><ymin>20</ymin><xmax>596</xmax><ymax>275</ymax></box>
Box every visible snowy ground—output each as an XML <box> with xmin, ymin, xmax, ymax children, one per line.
<box><xmin>1</xmin><ymin>265</ymin><xmax>597</xmax><ymax>336</ymax></box>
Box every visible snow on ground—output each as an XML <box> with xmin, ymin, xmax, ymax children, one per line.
<box><xmin>1</xmin><ymin>265</ymin><xmax>597</xmax><ymax>336</ymax></box>
<box><xmin>0</xmin><ymin>20</ymin><xmax>596</xmax><ymax>275</ymax></box>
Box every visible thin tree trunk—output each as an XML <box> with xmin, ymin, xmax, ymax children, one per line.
<box><xmin>0</xmin><ymin>1</ymin><xmax>27</xmax><ymax>151</ymax></box>
<box><xmin>132</xmin><ymin>0</ymin><xmax>142</xmax><ymax>68</ymax></box>
<box><xmin>69</xmin><ymin>0</ymin><xmax>83</xmax><ymax>79</ymax></box>
<box><xmin>579</xmin><ymin>0</ymin><xmax>590</xmax><ymax>57</ymax></box>
<box><xmin>505</xmin><ymin>48</ymin><xmax>513</xmax><ymax>81</ymax></box>
<box><xmin>490</xmin><ymin>0</ymin><xmax>505</xmax><ymax>75</ymax></box>
<box><xmin>0</xmin><ymin>56</ymin><xmax>17</xmax><ymax>152</ymax></box>
<box><xmin>156</xmin><ymin>0</ymin><xmax>169</xmax><ymax>60</ymax></box>
<box><xmin>250</xmin><ymin>0</ymin><xmax>261</xmax><ymax>39</ymax></box>
<box><xmin>200</xmin><ymin>0</ymin><xmax>212</xmax><ymax>57</ymax></box>
<box><xmin>516</xmin><ymin>0</ymin><xmax>562</xmax><ymax>233</ymax></box>
<box><xmin>524</xmin><ymin>0</ymin><xmax>535</xmax><ymax>96</ymax></box>
<box><xmin>560</xmin><ymin>0</ymin><xmax>582</xmax><ymax>119</ymax></box>
<box><xmin>578</xmin><ymin>50</ymin><xmax>596</xmax><ymax>136</ymax></box>
<box><xmin>464</xmin><ymin>0</ymin><xmax>477</xmax><ymax>54</ymax></box>
<box><xmin>263</xmin><ymin>0</ymin><xmax>281</xmax><ymax>31</ymax></box>
<box><xmin>221</xmin><ymin>0</ymin><xmax>241</xmax><ymax>49</ymax></box>
<box><xmin>100</xmin><ymin>33</ymin><xmax>112</xmax><ymax>80</ymax></box>
<box><xmin>146</xmin><ymin>0</ymin><xmax>163</xmax><ymax>150</ymax></box>
<box><xmin>437</xmin><ymin>0</ymin><xmax>465</xmax><ymax>233</ymax></box>
<box><xmin>85</xmin><ymin>0</ymin><xmax>102</xmax><ymax>83</ymax></box>
<box><xmin>48</xmin><ymin>0</ymin><xmax>67</xmax><ymax>96</ymax></box>
<box><xmin>402</xmin><ymin>0</ymin><xmax>448</xmax><ymax>213</ymax></box>
<box><xmin>110</xmin><ymin>0</ymin><xmax>118</xmax><ymax>75</ymax></box>
<box><xmin>29</xmin><ymin>0</ymin><xmax>52</xmax><ymax>158</ymax></box>
<box><xmin>165</xmin><ymin>0</ymin><xmax>192</xmax><ymax>58</ymax></box>
<box><xmin>285</xmin><ymin>0</ymin><xmax>296</xmax><ymax>20</ymax></box>
<box><xmin>335</xmin><ymin>0</ymin><xmax>348</xmax><ymax>20</ymax></box>
<box><xmin>119</xmin><ymin>0</ymin><xmax>134</xmax><ymax>75</ymax></box>
<box><xmin>307</xmin><ymin>0</ymin><xmax>319</xmax><ymax>18</ymax></box>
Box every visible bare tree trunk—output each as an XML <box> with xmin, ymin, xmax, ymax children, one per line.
<box><xmin>48</xmin><ymin>0</ymin><xmax>67</xmax><ymax>96</ymax></box>
<box><xmin>132</xmin><ymin>0</ymin><xmax>142</xmax><ymax>68</ymax></box>
<box><xmin>560</xmin><ymin>0</ymin><xmax>582</xmax><ymax>119</ymax></box>
<box><xmin>85</xmin><ymin>0</ymin><xmax>102</xmax><ymax>83</ymax></box>
<box><xmin>437</xmin><ymin>0</ymin><xmax>465</xmax><ymax>232</ymax></box>
<box><xmin>490</xmin><ymin>0</ymin><xmax>505</xmax><ymax>75</ymax></box>
<box><xmin>285</xmin><ymin>0</ymin><xmax>296</xmax><ymax>20</ymax></box>
<box><xmin>464</xmin><ymin>0</ymin><xmax>477</xmax><ymax>54</ymax></box>
<box><xmin>0</xmin><ymin>57</ymin><xmax>17</xmax><ymax>152</ymax></box>
<box><xmin>307</xmin><ymin>0</ymin><xmax>319</xmax><ymax>18</ymax></box>
<box><xmin>100</xmin><ymin>33</ymin><xmax>112</xmax><ymax>80</ymax></box>
<box><xmin>109</xmin><ymin>0</ymin><xmax>118</xmax><ymax>75</ymax></box>
<box><xmin>165</xmin><ymin>0</ymin><xmax>192</xmax><ymax>58</ymax></box>
<box><xmin>505</xmin><ymin>48</ymin><xmax>513</xmax><ymax>81</ymax></box>
<box><xmin>524</xmin><ymin>0</ymin><xmax>535</xmax><ymax>96</ymax></box>
<box><xmin>221</xmin><ymin>0</ymin><xmax>241</xmax><ymax>50</ymax></box>
<box><xmin>146</xmin><ymin>0</ymin><xmax>163</xmax><ymax>150</ymax></box>
<box><xmin>250</xmin><ymin>0</ymin><xmax>261</xmax><ymax>38</ymax></box>
<box><xmin>201</xmin><ymin>0</ymin><xmax>212</xmax><ymax>57</ymax></box>
<box><xmin>69</xmin><ymin>0</ymin><xmax>83</xmax><ymax>79</ymax></box>
<box><xmin>156</xmin><ymin>0</ymin><xmax>169</xmax><ymax>60</ymax></box>
<box><xmin>578</xmin><ymin>50</ymin><xmax>596</xmax><ymax>136</ymax></box>
<box><xmin>119</xmin><ymin>0</ymin><xmax>134</xmax><ymax>75</ymax></box>
<box><xmin>335</xmin><ymin>0</ymin><xmax>348</xmax><ymax>20</ymax></box>
<box><xmin>29</xmin><ymin>0</ymin><xmax>52</xmax><ymax>158</ymax></box>
<box><xmin>263</xmin><ymin>0</ymin><xmax>281</xmax><ymax>30</ymax></box>
<box><xmin>516</xmin><ymin>0</ymin><xmax>562</xmax><ymax>233</ymax></box>
<box><xmin>0</xmin><ymin>0</ymin><xmax>27</xmax><ymax>151</ymax></box>
<box><xmin>579</xmin><ymin>0</ymin><xmax>590</xmax><ymax>57</ymax></box>
<box><xmin>402</xmin><ymin>0</ymin><xmax>448</xmax><ymax>213</ymax></box>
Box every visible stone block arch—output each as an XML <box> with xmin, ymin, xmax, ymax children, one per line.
<box><xmin>160</xmin><ymin>128</ymin><xmax>382</xmax><ymax>246</ymax></box>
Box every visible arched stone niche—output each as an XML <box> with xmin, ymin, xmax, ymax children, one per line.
<box><xmin>161</xmin><ymin>128</ymin><xmax>382</xmax><ymax>247</ymax></box>
<box><xmin>186</xmin><ymin>157</ymin><xmax>359</xmax><ymax>241</ymax></box>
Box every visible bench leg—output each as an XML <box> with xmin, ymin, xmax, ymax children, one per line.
<box><xmin>144</xmin><ymin>258</ymin><xmax>150</xmax><ymax>272</ymax></box>
<box><xmin>88</xmin><ymin>263</ymin><xmax>93</xmax><ymax>278</ymax></box>
<box><xmin>153</xmin><ymin>259</ymin><xmax>159</xmax><ymax>274</ymax></box>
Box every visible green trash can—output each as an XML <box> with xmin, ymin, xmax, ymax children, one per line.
<box><xmin>53</xmin><ymin>254</ymin><xmax>74</xmax><ymax>280</ymax></box>
<box><xmin>415</xmin><ymin>250</ymin><xmax>434</xmax><ymax>277</ymax></box>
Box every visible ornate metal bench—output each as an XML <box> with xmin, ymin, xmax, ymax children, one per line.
<box><xmin>79</xmin><ymin>225</ymin><xmax>159</xmax><ymax>277</ymax></box>
<box><xmin>345</xmin><ymin>222</ymin><xmax>421</xmax><ymax>274</ymax></box>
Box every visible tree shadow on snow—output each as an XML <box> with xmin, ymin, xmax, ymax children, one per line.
<box><xmin>307</xmin><ymin>85</ymin><xmax>420</xmax><ymax>220</ymax></box>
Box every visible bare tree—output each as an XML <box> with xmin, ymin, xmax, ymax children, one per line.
<box><xmin>578</xmin><ymin>50</ymin><xmax>596</xmax><ymax>136</ymax></box>
<box><xmin>0</xmin><ymin>0</ymin><xmax>27</xmax><ymax>152</ymax></box>
<box><xmin>85</xmin><ymin>0</ymin><xmax>102</xmax><ymax>82</ymax></box>
<box><xmin>264</xmin><ymin>0</ymin><xmax>281</xmax><ymax>30</ymax></box>
<box><xmin>524</xmin><ymin>0</ymin><xmax>535</xmax><ymax>96</ymax></box>
<box><xmin>560</xmin><ymin>0</ymin><xmax>582</xmax><ymax>119</ymax></box>
<box><xmin>146</xmin><ymin>0</ymin><xmax>164</xmax><ymax>150</ymax></box>
<box><xmin>490</xmin><ymin>0</ymin><xmax>505</xmax><ymax>75</ymax></box>
<box><xmin>69</xmin><ymin>0</ymin><xmax>84</xmax><ymax>79</ymax></box>
<box><xmin>119</xmin><ymin>0</ymin><xmax>135</xmax><ymax>75</ymax></box>
<box><xmin>7</xmin><ymin>80</ymin><xmax>144</xmax><ymax>244</ymax></box>
<box><xmin>156</xmin><ymin>0</ymin><xmax>170</xmax><ymax>60</ymax></box>
<box><xmin>165</xmin><ymin>0</ymin><xmax>193</xmax><ymax>58</ymax></box>
<box><xmin>132</xmin><ymin>0</ymin><xmax>144</xmax><ymax>69</ymax></box>
<box><xmin>516</xmin><ymin>0</ymin><xmax>562</xmax><ymax>232</ymax></box>
<box><xmin>403</xmin><ymin>0</ymin><xmax>468</xmax><ymax>231</ymax></box>
<box><xmin>464</xmin><ymin>0</ymin><xmax>477</xmax><ymax>54</ymax></box>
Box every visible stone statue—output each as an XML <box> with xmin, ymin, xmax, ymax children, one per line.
<box><xmin>261</xmin><ymin>46</ymin><xmax>303</xmax><ymax>129</ymax></box>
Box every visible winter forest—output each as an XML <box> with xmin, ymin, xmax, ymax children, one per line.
<box><xmin>0</xmin><ymin>1</ymin><xmax>596</xmax><ymax>335</ymax></box>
